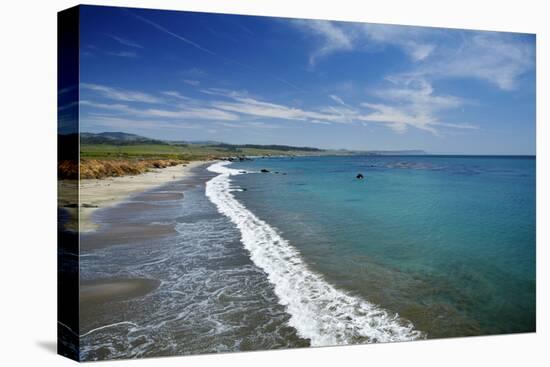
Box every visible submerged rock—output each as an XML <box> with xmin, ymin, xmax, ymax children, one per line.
<box><xmin>260</xmin><ymin>169</ymin><xmax>270</xmax><ymax>173</ymax></box>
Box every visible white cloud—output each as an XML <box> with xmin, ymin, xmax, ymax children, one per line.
<box><xmin>212</xmin><ymin>96</ymin><xmax>343</xmax><ymax>123</ymax></box>
<box><xmin>80</xmin><ymin>99</ymin><xmax>240</xmax><ymax>121</ymax></box>
<box><xmin>360</xmin><ymin>23</ymin><xmax>438</xmax><ymax>61</ymax></box>
<box><xmin>130</xmin><ymin>12</ymin><xmax>216</xmax><ymax>55</ymax></box>
<box><xmin>84</xmin><ymin>115</ymin><xmax>202</xmax><ymax>131</ymax></box>
<box><xmin>294</xmin><ymin>20</ymin><xmax>437</xmax><ymax>65</ymax></box>
<box><xmin>292</xmin><ymin>20</ymin><xmax>354</xmax><ymax>65</ymax></box>
<box><xmin>422</xmin><ymin>33</ymin><xmax>533</xmax><ymax>90</ymax></box>
<box><xmin>142</xmin><ymin>107</ymin><xmax>239</xmax><ymax>121</ymax></box>
<box><xmin>110</xmin><ymin>35</ymin><xmax>143</xmax><ymax>49</ymax></box>
<box><xmin>106</xmin><ymin>51</ymin><xmax>138</xmax><ymax>58</ymax></box>
<box><xmin>293</xmin><ymin>21</ymin><xmax>534</xmax><ymax>91</ymax></box>
<box><xmin>81</xmin><ymin>83</ymin><xmax>162</xmax><ymax>103</ymax></box>
<box><xmin>81</xmin><ymin>82</ymin><xmax>477</xmax><ymax>135</ymax></box>
<box><xmin>384</xmin><ymin>32</ymin><xmax>534</xmax><ymax>91</ymax></box>
<box><xmin>201</xmin><ymin>85</ymin><xmax>477</xmax><ymax>134</ymax></box>
<box><xmin>161</xmin><ymin>91</ymin><xmax>192</xmax><ymax>101</ymax></box>
<box><xmin>359</xmin><ymin>78</ymin><xmax>477</xmax><ymax>133</ymax></box>
<box><xmin>183</xmin><ymin>79</ymin><xmax>200</xmax><ymax>86</ymax></box>
<box><xmin>182</xmin><ymin>67</ymin><xmax>206</xmax><ymax>78</ymax></box>
<box><xmin>329</xmin><ymin>94</ymin><xmax>350</xmax><ymax>107</ymax></box>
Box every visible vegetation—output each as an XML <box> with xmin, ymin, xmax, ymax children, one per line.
<box><xmin>66</xmin><ymin>132</ymin><xmax>332</xmax><ymax>180</ymax></box>
<box><xmin>79</xmin><ymin>143</ymin><xmax>323</xmax><ymax>161</ymax></box>
<box><xmin>58</xmin><ymin>132</ymin><xmax>426</xmax><ymax>180</ymax></box>
<box><xmin>79</xmin><ymin>159</ymin><xmax>182</xmax><ymax>179</ymax></box>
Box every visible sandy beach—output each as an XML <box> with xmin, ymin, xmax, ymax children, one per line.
<box><xmin>59</xmin><ymin>160</ymin><xmax>210</xmax><ymax>232</ymax></box>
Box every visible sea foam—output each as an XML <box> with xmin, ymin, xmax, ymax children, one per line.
<box><xmin>206</xmin><ymin>161</ymin><xmax>422</xmax><ymax>346</ymax></box>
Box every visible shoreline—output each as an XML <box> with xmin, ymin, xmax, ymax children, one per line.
<box><xmin>59</xmin><ymin>160</ymin><xmax>211</xmax><ymax>232</ymax></box>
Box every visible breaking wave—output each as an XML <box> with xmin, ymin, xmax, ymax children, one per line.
<box><xmin>206</xmin><ymin>161</ymin><xmax>422</xmax><ymax>346</ymax></box>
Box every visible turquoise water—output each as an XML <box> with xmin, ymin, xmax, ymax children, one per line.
<box><xmin>229</xmin><ymin>155</ymin><xmax>535</xmax><ymax>338</ymax></box>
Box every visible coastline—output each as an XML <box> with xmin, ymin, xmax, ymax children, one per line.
<box><xmin>59</xmin><ymin>160</ymin><xmax>211</xmax><ymax>232</ymax></box>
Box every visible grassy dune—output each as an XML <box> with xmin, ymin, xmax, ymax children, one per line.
<box><xmin>65</xmin><ymin>143</ymin><xmax>329</xmax><ymax>180</ymax></box>
<box><xmin>80</xmin><ymin>143</ymin><xmax>323</xmax><ymax>160</ymax></box>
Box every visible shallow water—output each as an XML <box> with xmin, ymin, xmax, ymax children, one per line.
<box><xmin>79</xmin><ymin>166</ymin><xmax>306</xmax><ymax>361</ymax></box>
<box><xmin>79</xmin><ymin>155</ymin><xmax>535</xmax><ymax>360</ymax></box>
<box><xmin>230</xmin><ymin>155</ymin><xmax>536</xmax><ymax>338</ymax></box>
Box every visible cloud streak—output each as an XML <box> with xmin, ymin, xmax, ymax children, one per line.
<box><xmin>128</xmin><ymin>11</ymin><xmax>302</xmax><ymax>91</ymax></box>
<box><xmin>293</xmin><ymin>20</ymin><xmax>534</xmax><ymax>91</ymax></box>
<box><xmin>81</xmin><ymin>82</ymin><xmax>476</xmax><ymax>135</ymax></box>
<box><xmin>110</xmin><ymin>35</ymin><xmax>144</xmax><ymax>48</ymax></box>
<box><xmin>106</xmin><ymin>51</ymin><xmax>138</xmax><ymax>58</ymax></box>
<box><xmin>81</xmin><ymin>83</ymin><xmax>162</xmax><ymax>103</ymax></box>
<box><xmin>359</xmin><ymin>78</ymin><xmax>477</xmax><ymax>134</ymax></box>
<box><xmin>411</xmin><ymin>33</ymin><xmax>535</xmax><ymax>90</ymax></box>
<box><xmin>293</xmin><ymin>20</ymin><xmax>354</xmax><ymax>66</ymax></box>
<box><xmin>129</xmin><ymin>12</ymin><xmax>217</xmax><ymax>55</ymax></box>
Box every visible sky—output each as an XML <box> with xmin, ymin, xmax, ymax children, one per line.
<box><xmin>75</xmin><ymin>5</ymin><xmax>536</xmax><ymax>154</ymax></box>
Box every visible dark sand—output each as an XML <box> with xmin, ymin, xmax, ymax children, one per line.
<box><xmin>79</xmin><ymin>164</ymin><xmax>211</xmax><ymax>338</ymax></box>
<box><xmin>80</xmin><ymin>278</ymin><xmax>161</xmax><ymax>307</ymax></box>
<box><xmin>80</xmin><ymin>222</ymin><xmax>177</xmax><ymax>251</ymax></box>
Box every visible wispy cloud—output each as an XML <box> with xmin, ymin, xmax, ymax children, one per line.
<box><xmin>212</xmin><ymin>96</ymin><xmax>342</xmax><ymax>123</ymax></box>
<box><xmin>202</xmin><ymin>86</ymin><xmax>473</xmax><ymax>134</ymax></box>
<box><xmin>161</xmin><ymin>91</ymin><xmax>192</xmax><ymax>101</ymax></box>
<box><xmin>129</xmin><ymin>12</ymin><xmax>302</xmax><ymax>91</ymax></box>
<box><xmin>181</xmin><ymin>67</ymin><xmax>207</xmax><ymax>78</ymax></box>
<box><xmin>293</xmin><ymin>21</ymin><xmax>534</xmax><ymax>91</ymax></box>
<box><xmin>329</xmin><ymin>94</ymin><xmax>351</xmax><ymax>107</ymax></box>
<box><xmin>106</xmin><ymin>51</ymin><xmax>138</xmax><ymax>58</ymax></box>
<box><xmin>109</xmin><ymin>35</ymin><xmax>143</xmax><ymax>49</ymax></box>
<box><xmin>129</xmin><ymin>12</ymin><xmax>217</xmax><ymax>55</ymax></box>
<box><xmin>406</xmin><ymin>33</ymin><xmax>535</xmax><ymax>90</ymax></box>
<box><xmin>81</xmin><ymin>81</ymin><xmax>476</xmax><ymax>135</ymax></box>
<box><xmin>359</xmin><ymin>78</ymin><xmax>477</xmax><ymax>133</ymax></box>
<box><xmin>292</xmin><ymin>20</ymin><xmax>354</xmax><ymax>66</ymax></box>
<box><xmin>360</xmin><ymin>23</ymin><xmax>438</xmax><ymax>61</ymax></box>
<box><xmin>293</xmin><ymin>20</ymin><xmax>437</xmax><ymax>65</ymax></box>
<box><xmin>81</xmin><ymin>83</ymin><xmax>162</xmax><ymax>103</ymax></box>
<box><xmin>183</xmin><ymin>79</ymin><xmax>200</xmax><ymax>86</ymax></box>
<box><xmin>81</xmin><ymin>99</ymin><xmax>239</xmax><ymax>121</ymax></box>
<box><xmin>85</xmin><ymin>115</ymin><xmax>202</xmax><ymax>131</ymax></box>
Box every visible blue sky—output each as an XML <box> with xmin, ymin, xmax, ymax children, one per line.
<box><xmin>76</xmin><ymin>5</ymin><xmax>536</xmax><ymax>154</ymax></box>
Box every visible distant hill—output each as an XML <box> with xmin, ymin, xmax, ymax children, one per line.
<box><xmin>211</xmin><ymin>143</ymin><xmax>322</xmax><ymax>152</ymax></box>
<box><xmin>80</xmin><ymin>132</ymin><xmax>323</xmax><ymax>152</ymax></box>
<box><xmin>80</xmin><ymin>132</ymin><xmax>166</xmax><ymax>145</ymax></box>
<box><xmin>78</xmin><ymin>132</ymin><xmax>425</xmax><ymax>155</ymax></box>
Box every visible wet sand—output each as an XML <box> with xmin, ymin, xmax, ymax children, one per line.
<box><xmin>77</xmin><ymin>162</ymin><xmax>211</xmax><ymax>323</ymax></box>
<box><xmin>59</xmin><ymin>160</ymin><xmax>209</xmax><ymax>232</ymax></box>
<box><xmin>80</xmin><ymin>278</ymin><xmax>161</xmax><ymax>307</ymax></box>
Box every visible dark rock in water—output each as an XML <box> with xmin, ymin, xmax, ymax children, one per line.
<box><xmin>239</xmin><ymin>170</ymin><xmax>247</xmax><ymax>174</ymax></box>
<box><xmin>356</xmin><ymin>173</ymin><xmax>364</xmax><ymax>179</ymax></box>
<box><xmin>274</xmin><ymin>171</ymin><xmax>279</xmax><ymax>174</ymax></box>
<box><xmin>242</xmin><ymin>188</ymin><xmax>247</xmax><ymax>191</ymax></box>
<box><xmin>261</xmin><ymin>169</ymin><xmax>270</xmax><ymax>173</ymax></box>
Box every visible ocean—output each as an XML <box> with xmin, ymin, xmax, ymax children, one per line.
<box><xmin>79</xmin><ymin>155</ymin><xmax>535</xmax><ymax>360</ymax></box>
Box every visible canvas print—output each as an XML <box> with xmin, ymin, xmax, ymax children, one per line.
<box><xmin>57</xmin><ymin>5</ymin><xmax>536</xmax><ymax>362</ymax></box>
